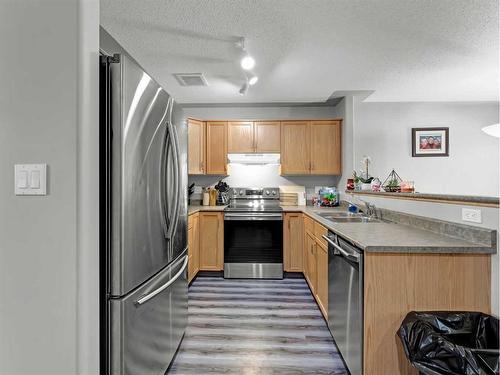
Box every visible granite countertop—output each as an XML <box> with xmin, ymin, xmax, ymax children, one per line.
<box><xmin>188</xmin><ymin>205</ymin><xmax>227</xmax><ymax>215</ymax></box>
<box><xmin>282</xmin><ymin>206</ymin><xmax>496</xmax><ymax>254</ymax></box>
<box><xmin>188</xmin><ymin>205</ymin><xmax>496</xmax><ymax>254</ymax></box>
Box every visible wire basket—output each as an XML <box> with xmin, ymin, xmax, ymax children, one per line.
<box><xmin>382</xmin><ymin>169</ymin><xmax>402</xmax><ymax>192</ymax></box>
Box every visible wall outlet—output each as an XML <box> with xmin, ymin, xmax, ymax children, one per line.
<box><xmin>462</xmin><ymin>208</ymin><xmax>482</xmax><ymax>224</ymax></box>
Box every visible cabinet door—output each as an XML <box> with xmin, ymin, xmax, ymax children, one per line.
<box><xmin>314</xmin><ymin>221</ymin><xmax>328</xmax><ymax>249</ymax></box>
<box><xmin>315</xmin><ymin>241</ymin><xmax>328</xmax><ymax>319</ymax></box>
<box><xmin>310</xmin><ymin>120</ymin><xmax>341</xmax><ymax>175</ymax></box>
<box><xmin>206</xmin><ymin>122</ymin><xmax>227</xmax><ymax>175</ymax></box>
<box><xmin>192</xmin><ymin>213</ymin><xmax>200</xmax><ymax>278</ymax></box>
<box><xmin>188</xmin><ymin>217</ymin><xmax>195</xmax><ymax>282</ymax></box>
<box><xmin>305</xmin><ymin>232</ymin><xmax>317</xmax><ymax>294</ymax></box>
<box><xmin>303</xmin><ymin>215</ymin><xmax>310</xmax><ymax>281</ymax></box>
<box><xmin>255</xmin><ymin>121</ymin><xmax>280</xmax><ymax>153</ymax></box>
<box><xmin>228</xmin><ymin>121</ymin><xmax>254</xmax><ymax>153</ymax></box>
<box><xmin>280</xmin><ymin>121</ymin><xmax>310</xmax><ymax>175</ymax></box>
<box><xmin>284</xmin><ymin>213</ymin><xmax>303</xmax><ymax>272</ymax></box>
<box><xmin>187</xmin><ymin>119</ymin><xmax>205</xmax><ymax>175</ymax></box>
<box><xmin>199</xmin><ymin>212</ymin><xmax>223</xmax><ymax>270</ymax></box>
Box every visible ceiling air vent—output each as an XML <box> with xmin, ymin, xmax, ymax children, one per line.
<box><xmin>173</xmin><ymin>73</ymin><xmax>208</xmax><ymax>87</ymax></box>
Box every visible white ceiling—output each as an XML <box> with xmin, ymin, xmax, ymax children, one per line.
<box><xmin>101</xmin><ymin>0</ymin><xmax>499</xmax><ymax>104</ymax></box>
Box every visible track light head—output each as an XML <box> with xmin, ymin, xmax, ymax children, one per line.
<box><xmin>248</xmin><ymin>75</ymin><xmax>258</xmax><ymax>85</ymax></box>
<box><xmin>239</xmin><ymin>82</ymin><xmax>249</xmax><ymax>96</ymax></box>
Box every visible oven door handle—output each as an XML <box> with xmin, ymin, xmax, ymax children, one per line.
<box><xmin>322</xmin><ymin>235</ymin><xmax>360</xmax><ymax>263</ymax></box>
<box><xmin>224</xmin><ymin>213</ymin><xmax>283</xmax><ymax>221</ymax></box>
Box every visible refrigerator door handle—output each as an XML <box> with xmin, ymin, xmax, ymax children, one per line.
<box><xmin>159</xmin><ymin>99</ymin><xmax>173</xmax><ymax>239</ymax></box>
<box><xmin>134</xmin><ymin>255</ymin><xmax>188</xmax><ymax>306</ymax></box>
<box><xmin>166</xmin><ymin>99</ymin><xmax>181</xmax><ymax>241</ymax></box>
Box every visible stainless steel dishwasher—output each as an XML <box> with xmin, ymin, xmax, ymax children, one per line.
<box><xmin>323</xmin><ymin>232</ymin><xmax>363</xmax><ymax>375</ymax></box>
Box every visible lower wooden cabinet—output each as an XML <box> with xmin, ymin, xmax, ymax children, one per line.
<box><xmin>305</xmin><ymin>230</ymin><xmax>317</xmax><ymax>294</ymax></box>
<box><xmin>302</xmin><ymin>213</ymin><xmax>328</xmax><ymax>320</ymax></box>
<box><xmin>283</xmin><ymin>213</ymin><xmax>303</xmax><ymax>272</ymax></box>
<box><xmin>199</xmin><ymin>212</ymin><xmax>224</xmax><ymax>270</ymax></box>
<box><xmin>188</xmin><ymin>213</ymin><xmax>200</xmax><ymax>283</ymax></box>
<box><xmin>315</xmin><ymin>240</ymin><xmax>328</xmax><ymax>319</ymax></box>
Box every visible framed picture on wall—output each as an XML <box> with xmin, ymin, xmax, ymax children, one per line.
<box><xmin>412</xmin><ymin>127</ymin><xmax>449</xmax><ymax>157</ymax></box>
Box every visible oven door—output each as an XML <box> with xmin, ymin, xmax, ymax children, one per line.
<box><xmin>224</xmin><ymin>212</ymin><xmax>283</xmax><ymax>279</ymax></box>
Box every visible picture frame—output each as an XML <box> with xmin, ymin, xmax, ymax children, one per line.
<box><xmin>412</xmin><ymin>127</ymin><xmax>449</xmax><ymax>157</ymax></box>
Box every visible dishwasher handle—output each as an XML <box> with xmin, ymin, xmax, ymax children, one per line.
<box><xmin>322</xmin><ymin>235</ymin><xmax>361</xmax><ymax>263</ymax></box>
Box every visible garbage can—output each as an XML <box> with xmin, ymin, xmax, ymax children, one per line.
<box><xmin>398</xmin><ymin>311</ymin><xmax>499</xmax><ymax>375</ymax></box>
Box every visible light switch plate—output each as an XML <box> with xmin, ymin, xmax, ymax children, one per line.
<box><xmin>462</xmin><ymin>208</ymin><xmax>482</xmax><ymax>224</ymax></box>
<box><xmin>15</xmin><ymin>164</ymin><xmax>47</xmax><ymax>195</ymax></box>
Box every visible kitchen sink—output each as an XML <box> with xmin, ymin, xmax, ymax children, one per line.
<box><xmin>314</xmin><ymin>211</ymin><xmax>380</xmax><ymax>223</ymax></box>
<box><xmin>327</xmin><ymin>216</ymin><xmax>380</xmax><ymax>223</ymax></box>
<box><xmin>314</xmin><ymin>211</ymin><xmax>363</xmax><ymax>218</ymax></box>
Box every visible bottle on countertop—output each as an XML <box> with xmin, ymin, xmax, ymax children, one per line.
<box><xmin>202</xmin><ymin>188</ymin><xmax>210</xmax><ymax>206</ymax></box>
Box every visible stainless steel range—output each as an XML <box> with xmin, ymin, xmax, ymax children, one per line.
<box><xmin>224</xmin><ymin>187</ymin><xmax>283</xmax><ymax>279</ymax></box>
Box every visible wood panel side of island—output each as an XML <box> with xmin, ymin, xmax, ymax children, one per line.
<box><xmin>363</xmin><ymin>252</ymin><xmax>491</xmax><ymax>375</ymax></box>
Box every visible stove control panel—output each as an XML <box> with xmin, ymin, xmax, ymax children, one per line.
<box><xmin>230</xmin><ymin>187</ymin><xmax>280</xmax><ymax>199</ymax></box>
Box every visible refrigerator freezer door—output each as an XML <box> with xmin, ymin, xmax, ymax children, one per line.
<box><xmin>109</xmin><ymin>54</ymin><xmax>178</xmax><ymax>296</ymax></box>
<box><xmin>109</xmin><ymin>252</ymin><xmax>188</xmax><ymax>375</ymax></box>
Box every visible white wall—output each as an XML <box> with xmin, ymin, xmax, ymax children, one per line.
<box><xmin>332</xmin><ymin>97</ymin><xmax>354</xmax><ymax>191</ymax></box>
<box><xmin>353</xmin><ymin>100</ymin><xmax>499</xmax><ymax>196</ymax></box>
<box><xmin>0</xmin><ymin>1</ymin><xmax>99</xmax><ymax>374</ymax></box>
<box><xmin>183</xmin><ymin>104</ymin><xmax>339</xmax><ymax>121</ymax></box>
<box><xmin>350</xmin><ymin>98</ymin><xmax>500</xmax><ymax>315</ymax></box>
<box><xmin>77</xmin><ymin>1</ymin><xmax>100</xmax><ymax>374</ymax></box>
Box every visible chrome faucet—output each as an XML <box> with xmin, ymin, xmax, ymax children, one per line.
<box><xmin>358</xmin><ymin>198</ymin><xmax>376</xmax><ymax>217</ymax></box>
<box><xmin>347</xmin><ymin>194</ymin><xmax>376</xmax><ymax>217</ymax></box>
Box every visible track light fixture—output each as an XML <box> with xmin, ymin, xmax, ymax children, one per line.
<box><xmin>237</xmin><ymin>37</ymin><xmax>259</xmax><ymax>95</ymax></box>
<box><xmin>239</xmin><ymin>82</ymin><xmax>249</xmax><ymax>96</ymax></box>
<box><xmin>241</xmin><ymin>55</ymin><xmax>255</xmax><ymax>70</ymax></box>
<box><xmin>248</xmin><ymin>74</ymin><xmax>258</xmax><ymax>85</ymax></box>
<box><xmin>238</xmin><ymin>37</ymin><xmax>256</xmax><ymax>70</ymax></box>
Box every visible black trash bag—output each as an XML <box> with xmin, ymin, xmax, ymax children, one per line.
<box><xmin>398</xmin><ymin>311</ymin><xmax>499</xmax><ymax>375</ymax></box>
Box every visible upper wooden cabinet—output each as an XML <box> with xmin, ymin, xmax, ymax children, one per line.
<box><xmin>188</xmin><ymin>118</ymin><xmax>340</xmax><ymax>176</ymax></box>
<box><xmin>255</xmin><ymin>121</ymin><xmax>280</xmax><ymax>152</ymax></box>
<box><xmin>228</xmin><ymin>121</ymin><xmax>254</xmax><ymax>153</ymax></box>
<box><xmin>281</xmin><ymin>121</ymin><xmax>310</xmax><ymax>174</ymax></box>
<box><xmin>281</xmin><ymin>120</ymin><xmax>341</xmax><ymax>175</ymax></box>
<box><xmin>188</xmin><ymin>119</ymin><xmax>205</xmax><ymax>175</ymax></box>
<box><xmin>310</xmin><ymin>120</ymin><xmax>341</xmax><ymax>175</ymax></box>
<box><xmin>227</xmin><ymin>121</ymin><xmax>281</xmax><ymax>153</ymax></box>
<box><xmin>206</xmin><ymin>121</ymin><xmax>227</xmax><ymax>175</ymax></box>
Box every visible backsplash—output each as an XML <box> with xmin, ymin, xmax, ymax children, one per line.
<box><xmin>188</xmin><ymin>163</ymin><xmax>340</xmax><ymax>203</ymax></box>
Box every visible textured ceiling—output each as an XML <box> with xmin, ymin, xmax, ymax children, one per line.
<box><xmin>101</xmin><ymin>0</ymin><xmax>499</xmax><ymax>103</ymax></box>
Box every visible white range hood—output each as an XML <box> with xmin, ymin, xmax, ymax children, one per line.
<box><xmin>227</xmin><ymin>153</ymin><xmax>280</xmax><ymax>165</ymax></box>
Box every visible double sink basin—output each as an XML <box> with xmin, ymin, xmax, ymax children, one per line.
<box><xmin>314</xmin><ymin>211</ymin><xmax>380</xmax><ymax>223</ymax></box>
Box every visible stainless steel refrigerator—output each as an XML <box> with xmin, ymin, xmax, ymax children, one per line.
<box><xmin>100</xmin><ymin>29</ymin><xmax>188</xmax><ymax>375</ymax></box>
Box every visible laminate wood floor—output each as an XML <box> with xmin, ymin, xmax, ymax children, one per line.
<box><xmin>167</xmin><ymin>276</ymin><xmax>348</xmax><ymax>375</ymax></box>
